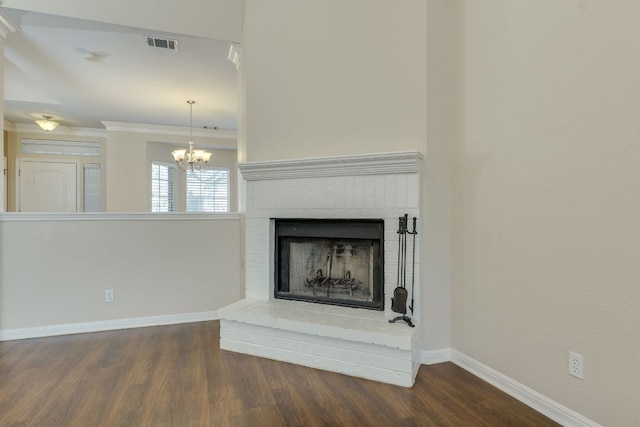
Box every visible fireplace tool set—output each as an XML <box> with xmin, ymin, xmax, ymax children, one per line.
<box><xmin>390</xmin><ymin>213</ymin><xmax>417</xmax><ymax>327</ymax></box>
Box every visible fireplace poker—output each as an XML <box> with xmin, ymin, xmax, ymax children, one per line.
<box><xmin>408</xmin><ymin>216</ymin><xmax>417</xmax><ymax>315</ymax></box>
<box><xmin>402</xmin><ymin>214</ymin><xmax>408</xmax><ymax>292</ymax></box>
<box><xmin>396</xmin><ymin>216</ymin><xmax>403</xmax><ymax>290</ymax></box>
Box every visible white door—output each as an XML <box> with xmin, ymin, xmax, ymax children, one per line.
<box><xmin>18</xmin><ymin>160</ymin><xmax>77</xmax><ymax>212</ymax></box>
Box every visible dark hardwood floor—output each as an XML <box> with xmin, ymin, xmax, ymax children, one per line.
<box><xmin>0</xmin><ymin>321</ymin><xmax>559</xmax><ymax>426</ymax></box>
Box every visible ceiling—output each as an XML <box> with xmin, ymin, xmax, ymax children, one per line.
<box><xmin>2</xmin><ymin>7</ymin><xmax>239</xmax><ymax>132</ymax></box>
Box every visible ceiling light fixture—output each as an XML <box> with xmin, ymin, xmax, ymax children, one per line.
<box><xmin>35</xmin><ymin>115</ymin><xmax>60</xmax><ymax>132</ymax></box>
<box><xmin>171</xmin><ymin>100</ymin><xmax>212</xmax><ymax>171</ymax></box>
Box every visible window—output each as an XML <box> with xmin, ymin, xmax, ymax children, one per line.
<box><xmin>21</xmin><ymin>139</ymin><xmax>101</xmax><ymax>156</ymax></box>
<box><xmin>151</xmin><ymin>162</ymin><xmax>176</xmax><ymax>212</ymax></box>
<box><xmin>186</xmin><ymin>168</ymin><xmax>229</xmax><ymax>212</ymax></box>
<box><xmin>83</xmin><ymin>163</ymin><xmax>102</xmax><ymax>212</ymax></box>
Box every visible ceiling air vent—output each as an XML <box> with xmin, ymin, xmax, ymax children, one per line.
<box><xmin>146</xmin><ymin>36</ymin><xmax>179</xmax><ymax>51</ymax></box>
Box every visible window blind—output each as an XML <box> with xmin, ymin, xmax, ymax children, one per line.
<box><xmin>186</xmin><ymin>168</ymin><xmax>229</xmax><ymax>212</ymax></box>
<box><xmin>83</xmin><ymin>163</ymin><xmax>102</xmax><ymax>212</ymax></box>
<box><xmin>151</xmin><ymin>162</ymin><xmax>176</xmax><ymax>212</ymax></box>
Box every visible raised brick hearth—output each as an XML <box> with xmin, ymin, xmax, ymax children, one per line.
<box><xmin>218</xmin><ymin>151</ymin><xmax>423</xmax><ymax>386</ymax></box>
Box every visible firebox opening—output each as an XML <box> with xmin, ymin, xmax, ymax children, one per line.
<box><xmin>274</xmin><ymin>219</ymin><xmax>384</xmax><ymax>310</ymax></box>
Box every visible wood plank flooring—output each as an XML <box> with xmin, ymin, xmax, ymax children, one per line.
<box><xmin>0</xmin><ymin>321</ymin><xmax>560</xmax><ymax>426</ymax></box>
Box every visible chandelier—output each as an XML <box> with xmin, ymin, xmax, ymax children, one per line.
<box><xmin>171</xmin><ymin>100</ymin><xmax>212</xmax><ymax>171</ymax></box>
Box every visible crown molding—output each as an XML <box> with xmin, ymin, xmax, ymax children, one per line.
<box><xmin>148</xmin><ymin>139</ymin><xmax>236</xmax><ymax>151</ymax></box>
<box><xmin>7</xmin><ymin>121</ymin><xmax>238</xmax><ymax>143</ymax></box>
<box><xmin>238</xmin><ymin>150</ymin><xmax>423</xmax><ymax>181</ymax></box>
<box><xmin>101</xmin><ymin>121</ymin><xmax>237</xmax><ymax>139</ymax></box>
<box><xmin>0</xmin><ymin>9</ymin><xmax>20</xmax><ymax>39</ymax></box>
<box><xmin>11</xmin><ymin>122</ymin><xmax>106</xmax><ymax>138</ymax></box>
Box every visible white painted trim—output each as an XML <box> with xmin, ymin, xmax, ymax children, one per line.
<box><xmin>0</xmin><ymin>212</ymin><xmax>240</xmax><ymax>222</ymax></box>
<box><xmin>421</xmin><ymin>348</ymin><xmax>452</xmax><ymax>365</ymax></box>
<box><xmin>148</xmin><ymin>139</ymin><xmax>237</xmax><ymax>151</ymax></box>
<box><xmin>101</xmin><ymin>121</ymin><xmax>237</xmax><ymax>140</ymax></box>
<box><xmin>0</xmin><ymin>311</ymin><xmax>219</xmax><ymax>341</ymax></box>
<box><xmin>21</xmin><ymin>138</ymin><xmax>101</xmax><ymax>156</ymax></box>
<box><xmin>9</xmin><ymin>122</ymin><xmax>238</xmax><ymax>142</ymax></box>
<box><xmin>450</xmin><ymin>350</ymin><xmax>601</xmax><ymax>427</ymax></box>
<box><xmin>238</xmin><ymin>150</ymin><xmax>423</xmax><ymax>181</ymax></box>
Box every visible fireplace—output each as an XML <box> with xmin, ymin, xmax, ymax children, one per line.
<box><xmin>274</xmin><ymin>218</ymin><xmax>384</xmax><ymax>310</ymax></box>
<box><xmin>219</xmin><ymin>151</ymin><xmax>422</xmax><ymax>387</ymax></box>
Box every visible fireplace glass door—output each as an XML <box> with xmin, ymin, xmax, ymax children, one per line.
<box><xmin>275</xmin><ymin>219</ymin><xmax>384</xmax><ymax>310</ymax></box>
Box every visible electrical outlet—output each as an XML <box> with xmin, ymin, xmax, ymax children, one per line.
<box><xmin>105</xmin><ymin>289</ymin><xmax>115</xmax><ymax>303</ymax></box>
<box><xmin>569</xmin><ymin>351</ymin><xmax>583</xmax><ymax>379</ymax></box>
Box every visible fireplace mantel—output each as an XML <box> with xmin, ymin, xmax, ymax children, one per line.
<box><xmin>238</xmin><ymin>150</ymin><xmax>422</xmax><ymax>181</ymax></box>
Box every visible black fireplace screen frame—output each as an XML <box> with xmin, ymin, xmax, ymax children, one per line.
<box><xmin>274</xmin><ymin>218</ymin><xmax>385</xmax><ymax>311</ymax></box>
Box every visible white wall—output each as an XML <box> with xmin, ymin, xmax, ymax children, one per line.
<box><xmin>105</xmin><ymin>129</ymin><xmax>147</xmax><ymax>212</ymax></box>
<box><xmin>0</xmin><ymin>214</ymin><xmax>241</xmax><ymax>331</ymax></box>
<box><xmin>453</xmin><ymin>1</ymin><xmax>640</xmax><ymax>425</ymax></box>
<box><xmin>243</xmin><ymin>0</ymin><xmax>427</xmax><ymax>162</ymax></box>
<box><xmin>424</xmin><ymin>0</ymin><xmax>454</xmax><ymax>352</ymax></box>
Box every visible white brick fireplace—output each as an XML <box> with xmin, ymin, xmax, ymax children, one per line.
<box><xmin>218</xmin><ymin>151</ymin><xmax>422</xmax><ymax>387</ymax></box>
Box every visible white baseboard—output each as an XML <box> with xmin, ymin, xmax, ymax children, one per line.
<box><xmin>450</xmin><ymin>350</ymin><xmax>601</xmax><ymax>427</ymax></box>
<box><xmin>0</xmin><ymin>311</ymin><xmax>219</xmax><ymax>341</ymax></box>
<box><xmin>421</xmin><ymin>347</ymin><xmax>452</xmax><ymax>365</ymax></box>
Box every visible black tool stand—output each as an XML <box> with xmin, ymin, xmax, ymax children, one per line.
<box><xmin>389</xmin><ymin>315</ymin><xmax>415</xmax><ymax>327</ymax></box>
